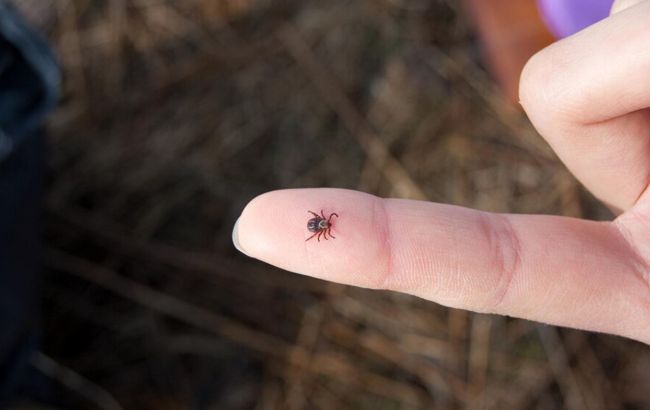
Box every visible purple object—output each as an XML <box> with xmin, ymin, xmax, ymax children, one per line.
<box><xmin>537</xmin><ymin>0</ymin><xmax>614</xmax><ymax>38</ymax></box>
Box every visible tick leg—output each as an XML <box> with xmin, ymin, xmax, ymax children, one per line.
<box><xmin>327</xmin><ymin>213</ymin><xmax>339</xmax><ymax>223</ymax></box>
<box><xmin>317</xmin><ymin>231</ymin><xmax>323</xmax><ymax>242</ymax></box>
<box><xmin>320</xmin><ymin>210</ymin><xmax>326</xmax><ymax>219</ymax></box>
<box><xmin>328</xmin><ymin>228</ymin><xmax>335</xmax><ymax>239</ymax></box>
<box><xmin>306</xmin><ymin>232</ymin><xmax>318</xmax><ymax>242</ymax></box>
<box><xmin>308</xmin><ymin>210</ymin><xmax>320</xmax><ymax>218</ymax></box>
<box><xmin>323</xmin><ymin>230</ymin><xmax>329</xmax><ymax>240</ymax></box>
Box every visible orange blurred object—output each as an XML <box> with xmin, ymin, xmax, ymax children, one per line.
<box><xmin>463</xmin><ymin>0</ymin><xmax>556</xmax><ymax>103</ymax></box>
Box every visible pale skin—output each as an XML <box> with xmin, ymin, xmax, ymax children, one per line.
<box><xmin>233</xmin><ymin>0</ymin><xmax>650</xmax><ymax>344</ymax></box>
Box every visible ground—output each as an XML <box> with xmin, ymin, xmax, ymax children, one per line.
<box><xmin>39</xmin><ymin>0</ymin><xmax>650</xmax><ymax>409</ymax></box>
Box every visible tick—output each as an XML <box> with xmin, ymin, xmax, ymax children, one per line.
<box><xmin>306</xmin><ymin>210</ymin><xmax>339</xmax><ymax>242</ymax></box>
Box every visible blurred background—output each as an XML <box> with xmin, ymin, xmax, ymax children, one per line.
<box><xmin>15</xmin><ymin>0</ymin><xmax>650</xmax><ymax>408</ymax></box>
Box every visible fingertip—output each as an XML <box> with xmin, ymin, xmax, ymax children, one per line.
<box><xmin>231</xmin><ymin>217</ymin><xmax>247</xmax><ymax>256</ymax></box>
<box><xmin>237</xmin><ymin>190</ymin><xmax>287</xmax><ymax>261</ymax></box>
<box><xmin>610</xmin><ymin>0</ymin><xmax>646</xmax><ymax>14</ymax></box>
<box><xmin>234</xmin><ymin>188</ymin><xmax>390</xmax><ymax>287</ymax></box>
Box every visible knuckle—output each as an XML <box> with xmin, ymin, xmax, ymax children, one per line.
<box><xmin>519</xmin><ymin>48</ymin><xmax>550</xmax><ymax>116</ymax></box>
<box><xmin>519</xmin><ymin>44</ymin><xmax>577</xmax><ymax>130</ymax></box>
<box><xmin>614</xmin><ymin>212</ymin><xmax>650</xmax><ymax>286</ymax></box>
<box><xmin>481</xmin><ymin>213</ymin><xmax>522</xmax><ymax>312</ymax></box>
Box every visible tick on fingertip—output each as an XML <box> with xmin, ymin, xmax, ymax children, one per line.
<box><xmin>306</xmin><ymin>210</ymin><xmax>339</xmax><ymax>242</ymax></box>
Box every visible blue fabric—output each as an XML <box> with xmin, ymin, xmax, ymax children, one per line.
<box><xmin>0</xmin><ymin>1</ymin><xmax>59</xmax><ymax>405</ymax></box>
<box><xmin>0</xmin><ymin>1</ymin><xmax>59</xmax><ymax>161</ymax></box>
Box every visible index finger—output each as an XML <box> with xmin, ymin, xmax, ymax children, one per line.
<box><xmin>520</xmin><ymin>0</ymin><xmax>650</xmax><ymax>211</ymax></box>
<box><xmin>234</xmin><ymin>188</ymin><xmax>650</xmax><ymax>343</ymax></box>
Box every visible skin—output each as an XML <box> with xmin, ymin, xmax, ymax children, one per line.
<box><xmin>233</xmin><ymin>0</ymin><xmax>650</xmax><ymax>344</ymax></box>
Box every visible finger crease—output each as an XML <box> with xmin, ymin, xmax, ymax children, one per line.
<box><xmin>613</xmin><ymin>216</ymin><xmax>650</xmax><ymax>291</ymax></box>
<box><xmin>373</xmin><ymin>197</ymin><xmax>395</xmax><ymax>290</ymax></box>
<box><xmin>486</xmin><ymin>214</ymin><xmax>522</xmax><ymax>312</ymax></box>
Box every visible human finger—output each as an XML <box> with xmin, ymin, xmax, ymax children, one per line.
<box><xmin>234</xmin><ymin>188</ymin><xmax>650</xmax><ymax>343</ymax></box>
<box><xmin>520</xmin><ymin>0</ymin><xmax>650</xmax><ymax>211</ymax></box>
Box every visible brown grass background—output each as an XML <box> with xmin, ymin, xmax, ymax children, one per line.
<box><xmin>36</xmin><ymin>0</ymin><xmax>650</xmax><ymax>409</ymax></box>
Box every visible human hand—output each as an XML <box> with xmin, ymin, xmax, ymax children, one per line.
<box><xmin>233</xmin><ymin>0</ymin><xmax>650</xmax><ymax>344</ymax></box>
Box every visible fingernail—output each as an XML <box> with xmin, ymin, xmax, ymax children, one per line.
<box><xmin>232</xmin><ymin>217</ymin><xmax>248</xmax><ymax>255</ymax></box>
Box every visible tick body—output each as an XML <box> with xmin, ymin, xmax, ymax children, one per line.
<box><xmin>306</xmin><ymin>210</ymin><xmax>339</xmax><ymax>242</ymax></box>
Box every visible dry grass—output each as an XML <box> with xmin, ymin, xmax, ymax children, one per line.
<box><xmin>40</xmin><ymin>0</ymin><xmax>649</xmax><ymax>409</ymax></box>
